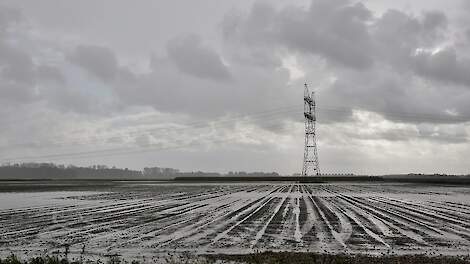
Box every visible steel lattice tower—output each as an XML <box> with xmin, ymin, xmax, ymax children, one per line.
<box><xmin>302</xmin><ymin>83</ymin><xmax>320</xmax><ymax>176</ymax></box>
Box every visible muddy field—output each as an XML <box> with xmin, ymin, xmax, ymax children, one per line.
<box><xmin>1</xmin><ymin>182</ymin><xmax>470</xmax><ymax>257</ymax></box>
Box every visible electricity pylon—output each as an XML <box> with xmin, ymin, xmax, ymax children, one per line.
<box><xmin>302</xmin><ymin>83</ymin><xmax>320</xmax><ymax>176</ymax></box>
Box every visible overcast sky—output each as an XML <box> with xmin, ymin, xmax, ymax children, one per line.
<box><xmin>0</xmin><ymin>0</ymin><xmax>469</xmax><ymax>175</ymax></box>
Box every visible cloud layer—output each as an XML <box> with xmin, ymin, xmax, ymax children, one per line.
<box><xmin>0</xmin><ymin>0</ymin><xmax>469</xmax><ymax>174</ymax></box>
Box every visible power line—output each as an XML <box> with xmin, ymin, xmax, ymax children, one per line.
<box><xmin>0</xmin><ymin>106</ymin><xmax>301</xmax><ymax>151</ymax></box>
<box><xmin>2</xmin><ymin>105</ymin><xmax>470</xmax><ymax>152</ymax></box>
<box><xmin>0</xmin><ymin>122</ymin><xmax>291</xmax><ymax>163</ymax></box>
<box><xmin>1</xmin><ymin>120</ymin><xmax>468</xmax><ymax>164</ymax></box>
<box><xmin>1</xmin><ymin>105</ymin><xmax>470</xmax><ymax>163</ymax></box>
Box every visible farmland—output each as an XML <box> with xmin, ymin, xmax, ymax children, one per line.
<box><xmin>1</xmin><ymin>182</ymin><xmax>470</xmax><ymax>258</ymax></box>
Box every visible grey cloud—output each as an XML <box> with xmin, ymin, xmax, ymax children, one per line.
<box><xmin>319</xmin><ymin>66</ymin><xmax>470</xmax><ymax>125</ymax></box>
<box><xmin>38</xmin><ymin>82</ymin><xmax>104</xmax><ymax>114</ymax></box>
<box><xmin>0</xmin><ymin>42</ymin><xmax>34</xmax><ymax>84</ymax></box>
<box><xmin>416</xmin><ymin>123</ymin><xmax>468</xmax><ymax>143</ymax></box>
<box><xmin>422</xmin><ymin>11</ymin><xmax>447</xmax><ymax>31</ymax></box>
<box><xmin>222</xmin><ymin>0</ymin><xmax>470</xmax><ymax>126</ymax></box>
<box><xmin>373</xmin><ymin>9</ymin><xmax>447</xmax><ymax>69</ymax></box>
<box><xmin>134</xmin><ymin>134</ymin><xmax>152</xmax><ymax>148</ymax></box>
<box><xmin>223</xmin><ymin>1</ymin><xmax>447</xmax><ymax>71</ymax></box>
<box><xmin>0</xmin><ymin>4</ymin><xmax>96</xmax><ymax>112</ymax></box>
<box><xmin>412</xmin><ymin>47</ymin><xmax>470</xmax><ymax>87</ymax></box>
<box><xmin>36</xmin><ymin>65</ymin><xmax>65</xmax><ymax>83</ymax></box>
<box><xmin>0</xmin><ymin>82</ymin><xmax>36</xmax><ymax>104</ymax></box>
<box><xmin>166</xmin><ymin>35</ymin><xmax>231</xmax><ymax>81</ymax></box>
<box><xmin>68</xmin><ymin>45</ymin><xmax>118</xmax><ymax>81</ymax></box>
<box><xmin>111</xmin><ymin>51</ymin><xmax>293</xmax><ymax>127</ymax></box>
<box><xmin>221</xmin><ymin>3</ymin><xmax>277</xmax><ymax>46</ymax></box>
<box><xmin>0</xmin><ymin>26</ymin><xmax>103</xmax><ymax>113</ymax></box>
<box><xmin>223</xmin><ymin>2</ymin><xmax>449</xmax><ymax>81</ymax></box>
<box><xmin>0</xmin><ymin>11</ymin><xmax>114</xmax><ymax>114</ymax></box>
<box><xmin>0</xmin><ymin>18</ymin><xmax>36</xmax><ymax>104</ymax></box>
<box><xmin>0</xmin><ymin>4</ymin><xmax>20</xmax><ymax>31</ymax></box>
<box><xmin>223</xmin><ymin>0</ymin><xmax>374</xmax><ymax>69</ymax></box>
<box><xmin>280</xmin><ymin>0</ymin><xmax>374</xmax><ymax>69</ymax></box>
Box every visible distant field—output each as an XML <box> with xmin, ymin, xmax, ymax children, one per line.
<box><xmin>1</xmin><ymin>182</ymin><xmax>470</xmax><ymax>258</ymax></box>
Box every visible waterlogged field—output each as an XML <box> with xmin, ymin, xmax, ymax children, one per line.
<box><xmin>1</xmin><ymin>182</ymin><xmax>470</xmax><ymax>257</ymax></box>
